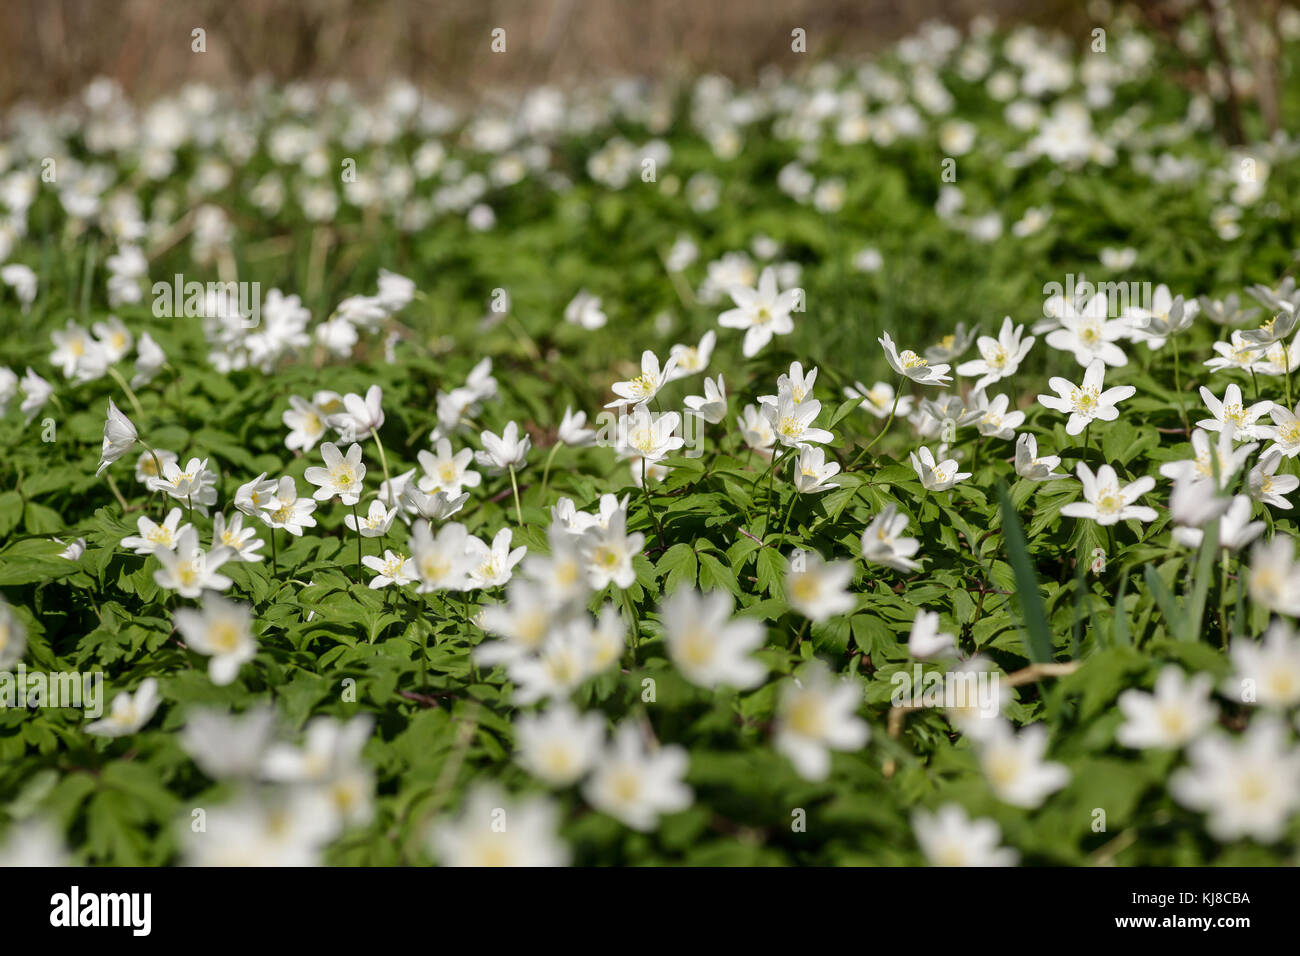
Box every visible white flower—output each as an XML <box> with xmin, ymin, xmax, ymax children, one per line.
<box><xmin>556</xmin><ymin>407</ymin><xmax>596</xmax><ymax>447</ymax></box>
<box><xmin>1263</xmin><ymin>400</ymin><xmax>1300</xmax><ymax>458</ymax></box>
<box><xmin>329</xmin><ymin>385</ymin><xmax>385</xmax><ymax>441</ymax></box>
<box><xmin>1116</xmin><ymin>667</ymin><xmax>1217</xmax><ymax>749</ymax></box>
<box><xmin>96</xmin><ymin>398</ymin><xmax>137</xmax><ymax>476</ymax></box>
<box><xmin>49</xmin><ymin>320</ymin><xmax>103</xmax><ymax>380</ymax></box>
<box><xmin>409</xmin><ymin>520</ymin><xmax>471</xmax><ymax>592</ymax></box>
<box><xmin>1129</xmin><ymin>286</ymin><xmax>1195</xmax><ymax>347</ymax></box>
<box><xmin>174</xmin><ymin>594</ymin><xmax>257</xmax><ymax>685</ymax></box>
<box><xmin>92</xmin><ymin>316</ymin><xmax>133</xmax><ymax>363</ymax></box>
<box><xmin>1248</xmin><ymin>536</ymin><xmax>1300</xmax><ymax>615</ymax></box>
<box><xmin>260</xmin><ymin>476</ymin><xmax>318</xmax><ymax>536</ymax></box>
<box><xmin>515</xmin><ymin>704</ymin><xmax>605</xmax><ymax>787</ymax></box>
<box><xmin>282</xmin><ymin>395</ymin><xmax>329</xmax><ymax>452</ymax></box>
<box><xmin>476</xmin><ymin>421</ymin><xmax>531</xmax><ymax>473</ymax></box>
<box><xmin>1158</xmin><ymin>429</ymin><xmax>1257</xmax><ymax>490</ymax></box>
<box><xmin>737</xmin><ymin>404</ymin><xmax>776</xmax><ymax>456</ymax></box>
<box><xmin>376</xmin><ymin>269</ymin><xmax>416</xmax><ymax>312</ymax></box>
<box><xmin>180</xmin><ymin>705</ymin><xmax>277</xmax><ymax>779</ymax></box>
<box><xmin>234</xmin><ymin>472</ymin><xmax>278</xmax><ymax>517</ymax></box>
<box><xmin>784</xmin><ymin>552</ymin><xmax>856</xmax><ymax>622</ymax></box>
<box><xmin>774</xmin><ymin>662</ymin><xmax>870</xmax><ymax>781</ymax></box>
<box><xmin>344</xmin><ymin>499</ymin><xmax>398</xmax><ymax>538</ymax></box>
<box><xmin>564</xmin><ymin>290</ymin><xmax>607</xmax><ymax>330</ymax></box>
<box><xmin>583</xmin><ymin>723</ymin><xmax>692</xmax><ymax>831</ymax></box>
<box><xmin>970</xmin><ymin>390</ymin><xmax>1025</xmax><ymax>440</ymax></box>
<box><xmin>211</xmin><ymin>512</ymin><xmax>264</xmax><ymax>562</ymax></box>
<box><xmin>1036</xmin><ymin>359</ymin><xmax>1134</xmax><ymax>435</ymax></box>
<box><xmin>580</xmin><ymin>509</ymin><xmax>644</xmax><ymax>590</ymax></box>
<box><xmin>912</xmin><ymin>804</ymin><xmax>1018</xmax><ymax>867</ymax></box>
<box><xmin>148</xmin><ymin>456</ymin><xmax>218</xmax><ymax>512</ymax></box>
<box><xmin>361</xmin><ymin>550</ymin><xmax>415</xmax><ymax>589</ymax></box>
<box><xmin>910</xmin><ymin>445</ymin><xmax>971</xmax><ymax>492</ymax></box>
<box><xmin>400</xmin><ymin>484</ymin><xmax>469</xmax><ymax>522</ymax></box>
<box><xmin>476</xmin><ymin>581</ymin><xmax>561</xmax><ymax>666</ymax></box>
<box><xmin>792</xmin><ymin>445</ymin><xmax>841</xmax><ymax>494</ymax></box>
<box><xmin>1172</xmin><ymin>495</ymin><xmax>1264</xmax><ymax>551</ymax></box>
<box><xmin>666</xmin><ymin>330</ymin><xmax>716</xmax><ymax>380</ymax></box>
<box><xmin>121</xmin><ymin>508</ymin><xmax>191</xmax><ymax>555</ymax></box>
<box><xmin>180</xmin><ymin>790</ymin><xmax>338</xmax><ymax>866</ymax></box>
<box><xmin>261</xmin><ymin>715</ymin><xmax>375</xmax><ymax>828</ymax></box>
<box><xmin>1170</xmin><ymin>717</ymin><xmax>1300</xmax><ymax>843</ymax></box>
<box><xmin>765</xmin><ymin>392</ymin><xmax>832</xmax><ymax>448</ymax></box>
<box><xmin>1249</xmin><ymin>451</ymin><xmax>1299</xmax><ymax>509</ymax></box>
<box><xmin>304</xmin><ymin>442</ymin><xmax>367</xmax><ymax>505</ymax></box>
<box><xmin>1045</xmin><ymin>293</ymin><xmax>1128</xmax><ymax>366</ymax></box>
<box><xmin>861</xmin><ymin>503</ymin><xmax>921</xmax><ymax>572</ymax></box>
<box><xmin>18</xmin><ymin>368</ymin><xmax>52</xmax><ymax>423</ymax></box>
<box><xmin>465</xmin><ymin>528</ymin><xmax>527</xmax><ymax>589</ymax></box>
<box><xmin>660</xmin><ymin>587</ymin><xmax>766</xmax><ymax>689</ymax></box>
<box><xmin>976</xmin><ymin>721</ymin><xmax>1070</xmax><ymax>808</ymax></box>
<box><xmin>1197</xmin><ymin>384</ymin><xmax>1272</xmax><ymax>440</ymax></box>
<box><xmin>909</xmin><ymin>610</ymin><xmax>957</xmax><ymax>659</ymax></box>
<box><xmin>507</xmin><ymin>626</ymin><xmax>595</xmax><ymax>705</ymax></box>
<box><xmin>153</xmin><ymin>527</ymin><xmax>233</xmax><ymax>597</ymax></box>
<box><xmin>431</xmin><ymin>785</ymin><xmax>569</xmax><ymax>866</ymax></box>
<box><xmin>615</xmin><ymin>407</ymin><xmax>683</xmax><ymax>463</ymax></box>
<box><xmin>956</xmin><ymin>316</ymin><xmax>1035</xmax><ymax>390</ymax></box>
<box><xmin>683</xmin><ymin>374</ymin><xmax>727</xmax><ymax>424</ymax></box>
<box><xmin>0</xmin><ymin>600</ymin><xmax>27</xmax><ymax>669</ymax></box>
<box><xmin>878</xmin><ymin>331</ymin><xmax>952</xmax><ymax>385</ymax></box>
<box><xmin>845</xmin><ymin>380</ymin><xmax>914</xmax><ymax>419</ymax></box>
<box><xmin>55</xmin><ymin>537</ymin><xmax>86</xmax><ymax>561</ymax></box>
<box><xmin>85</xmin><ymin>679</ymin><xmax>161</xmax><ymax>737</ymax></box>
<box><xmin>0</xmin><ymin>366</ymin><xmax>17</xmax><ymax>417</ymax></box>
<box><xmin>1060</xmin><ymin>462</ymin><xmax>1157</xmax><ymax>526</ymax></box>
<box><xmin>759</xmin><ymin>361</ymin><xmax>819</xmax><ymax>408</ymax></box>
<box><xmin>718</xmin><ymin>265</ymin><xmax>799</xmax><ymax>357</ymax></box>
<box><xmin>1225</xmin><ymin>621</ymin><xmax>1300</xmax><ymax>709</ymax></box>
<box><xmin>1204</xmin><ymin>331</ymin><xmax>1263</xmax><ymax>374</ymax></box>
<box><xmin>1014</xmin><ymin>433</ymin><xmax>1067</xmax><ymax>481</ymax></box>
<box><xmin>131</xmin><ymin>332</ymin><xmax>166</xmax><ymax>388</ymax></box>
<box><xmin>606</xmin><ymin>350</ymin><xmax>678</xmax><ymax>408</ymax></box>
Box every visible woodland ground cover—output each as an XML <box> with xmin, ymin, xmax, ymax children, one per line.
<box><xmin>1</xmin><ymin>12</ymin><xmax>1300</xmax><ymax>865</ymax></box>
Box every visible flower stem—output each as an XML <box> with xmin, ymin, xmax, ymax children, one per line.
<box><xmin>851</xmin><ymin>377</ymin><xmax>903</xmax><ymax>467</ymax></box>
<box><xmin>351</xmin><ymin>501</ymin><xmax>363</xmax><ymax>579</ymax></box>
<box><xmin>539</xmin><ymin>442</ymin><xmax>560</xmax><ymax>502</ymax></box>
<box><xmin>1171</xmin><ymin>335</ymin><xmax>1190</xmax><ymax>432</ymax></box>
<box><xmin>778</xmin><ymin>490</ymin><xmax>799</xmax><ymax>548</ymax></box>
<box><xmin>622</xmin><ymin>589</ymin><xmax>641</xmax><ymax>665</ymax></box>
<box><xmin>371</xmin><ymin>429</ymin><xmax>394</xmax><ymax>506</ymax></box>
<box><xmin>507</xmin><ymin>465</ymin><xmax>524</xmax><ymax>526</ymax></box>
<box><xmin>761</xmin><ymin>448</ymin><xmax>793</xmax><ymax>539</ymax></box>
<box><xmin>270</xmin><ymin>527</ymin><xmax>278</xmax><ymax>577</ymax></box>
<box><xmin>640</xmin><ymin>457</ymin><xmax>665</xmax><ymax>546</ymax></box>
<box><xmin>106</xmin><ymin>365</ymin><xmax>146</xmax><ymax>421</ymax></box>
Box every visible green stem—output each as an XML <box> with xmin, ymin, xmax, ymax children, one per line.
<box><xmin>270</xmin><ymin>526</ymin><xmax>278</xmax><ymax>577</ymax></box>
<box><xmin>623</xmin><ymin>589</ymin><xmax>641</xmax><ymax>665</ymax></box>
<box><xmin>850</xmin><ymin>377</ymin><xmax>904</xmax><ymax>468</ymax></box>
<box><xmin>761</xmin><ymin>448</ymin><xmax>793</xmax><ymax>539</ymax></box>
<box><xmin>1171</xmin><ymin>335</ymin><xmax>1189</xmax><ymax>432</ymax></box>
<box><xmin>778</xmin><ymin>489</ymin><xmax>799</xmax><ymax>548</ymax></box>
<box><xmin>507</xmin><ymin>465</ymin><xmax>524</xmax><ymax>526</ymax></box>
<box><xmin>539</xmin><ymin>442</ymin><xmax>560</xmax><ymax>502</ymax></box>
<box><xmin>640</xmin><ymin>457</ymin><xmax>665</xmax><ymax>546</ymax></box>
<box><xmin>106</xmin><ymin>364</ymin><xmax>146</xmax><ymax>421</ymax></box>
<box><xmin>352</xmin><ymin>501</ymin><xmax>363</xmax><ymax>579</ymax></box>
<box><xmin>371</xmin><ymin>429</ymin><xmax>394</xmax><ymax>507</ymax></box>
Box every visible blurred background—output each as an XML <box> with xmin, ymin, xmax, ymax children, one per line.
<box><xmin>0</xmin><ymin>0</ymin><xmax>1099</xmax><ymax>106</ymax></box>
